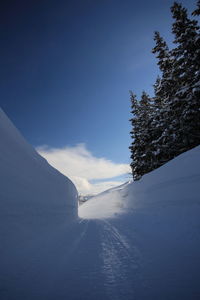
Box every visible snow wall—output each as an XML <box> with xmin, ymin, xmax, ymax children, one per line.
<box><xmin>0</xmin><ymin>108</ymin><xmax>78</xmax><ymax>223</ymax></box>
<box><xmin>80</xmin><ymin>145</ymin><xmax>200</xmax><ymax>219</ymax></box>
<box><xmin>126</xmin><ymin>144</ymin><xmax>200</xmax><ymax>210</ymax></box>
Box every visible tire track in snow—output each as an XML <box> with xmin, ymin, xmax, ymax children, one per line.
<box><xmin>42</xmin><ymin>218</ymin><xmax>142</xmax><ymax>300</ymax></box>
<box><xmin>98</xmin><ymin>219</ymin><xmax>141</xmax><ymax>300</ymax></box>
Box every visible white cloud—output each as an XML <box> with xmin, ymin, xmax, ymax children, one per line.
<box><xmin>36</xmin><ymin>143</ymin><xmax>130</xmax><ymax>195</ymax></box>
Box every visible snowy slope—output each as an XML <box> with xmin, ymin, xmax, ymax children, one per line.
<box><xmin>80</xmin><ymin>146</ymin><xmax>200</xmax><ymax>219</ymax></box>
<box><xmin>1</xmin><ymin>108</ymin><xmax>200</xmax><ymax>300</ymax></box>
<box><xmin>79</xmin><ymin>181</ymin><xmax>130</xmax><ymax>218</ymax></box>
<box><xmin>0</xmin><ymin>108</ymin><xmax>78</xmax><ymax>219</ymax></box>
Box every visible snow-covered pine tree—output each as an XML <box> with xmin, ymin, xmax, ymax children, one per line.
<box><xmin>192</xmin><ymin>0</ymin><xmax>200</xmax><ymax>16</ymax></box>
<box><xmin>129</xmin><ymin>0</ymin><xmax>200</xmax><ymax>181</ymax></box>
<box><xmin>153</xmin><ymin>76</ymin><xmax>162</xmax><ymax>107</ymax></box>
<box><xmin>192</xmin><ymin>0</ymin><xmax>200</xmax><ymax>116</ymax></box>
<box><xmin>151</xmin><ymin>32</ymin><xmax>177</xmax><ymax>165</ymax></box>
<box><xmin>138</xmin><ymin>91</ymin><xmax>155</xmax><ymax>175</ymax></box>
<box><xmin>170</xmin><ymin>2</ymin><xmax>200</xmax><ymax>152</ymax></box>
<box><xmin>149</xmin><ymin>77</ymin><xmax>167</xmax><ymax>170</ymax></box>
<box><xmin>129</xmin><ymin>91</ymin><xmax>153</xmax><ymax>180</ymax></box>
<box><xmin>129</xmin><ymin>92</ymin><xmax>141</xmax><ymax>180</ymax></box>
<box><xmin>152</xmin><ymin>32</ymin><xmax>171</xmax><ymax>74</ymax></box>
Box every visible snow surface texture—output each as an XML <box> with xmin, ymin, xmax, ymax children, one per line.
<box><xmin>1</xmin><ymin>108</ymin><xmax>200</xmax><ymax>300</ymax></box>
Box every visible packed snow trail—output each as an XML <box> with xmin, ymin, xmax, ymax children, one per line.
<box><xmin>2</xmin><ymin>209</ymin><xmax>200</xmax><ymax>300</ymax></box>
<box><xmin>1</xmin><ymin>217</ymin><xmax>141</xmax><ymax>300</ymax></box>
<box><xmin>97</xmin><ymin>219</ymin><xmax>141</xmax><ymax>300</ymax></box>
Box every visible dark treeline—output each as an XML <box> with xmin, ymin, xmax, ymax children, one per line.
<box><xmin>130</xmin><ymin>1</ymin><xmax>200</xmax><ymax>181</ymax></box>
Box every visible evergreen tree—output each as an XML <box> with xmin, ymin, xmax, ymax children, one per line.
<box><xmin>129</xmin><ymin>91</ymin><xmax>153</xmax><ymax>180</ymax></box>
<box><xmin>129</xmin><ymin>92</ymin><xmax>141</xmax><ymax>180</ymax></box>
<box><xmin>152</xmin><ymin>32</ymin><xmax>177</xmax><ymax>163</ymax></box>
<box><xmin>170</xmin><ymin>2</ymin><xmax>200</xmax><ymax>151</ymax></box>
<box><xmin>153</xmin><ymin>76</ymin><xmax>162</xmax><ymax>107</ymax></box>
<box><xmin>192</xmin><ymin>0</ymin><xmax>200</xmax><ymax>16</ymax></box>
<box><xmin>138</xmin><ymin>91</ymin><xmax>154</xmax><ymax>175</ymax></box>
<box><xmin>152</xmin><ymin>31</ymin><xmax>174</xmax><ymax>93</ymax></box>
<box><xmin>129</xmin><ymin>1</ymin><xmax>200</xmax><ymax>181</ymax></box>
<box><xmin>149</xmin><ymin>77</ymin><xmax>167</xmax><ymax>169</ymax></box>
<box><xmin>152</xmin><ymin>31</ymin><xmax>171</xmax><ymax>74</ymax></box>
<box><xmin>171</xmin><ymin>2</ymin><xmax>199</xmax><ymax>88</ymax></box>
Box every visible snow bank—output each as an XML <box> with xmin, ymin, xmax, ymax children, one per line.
<box><xmin>79</xmin><ymin>145</ymin><xmax>200</xmax><ymax>218</ymax></box>
<box><xmin>126</xmin><ymin>144</ymin><xmax>200</xmax><ymax>209</ymax></box>
<box><xmin>0</xmin><ymin>108</ymin><xmax>78</xmax><ymax>222</ymax></box>
<box><xmin>79</xmin><ymin>182</ymin><xmax>130</xmax><ymax>218</ymax></box>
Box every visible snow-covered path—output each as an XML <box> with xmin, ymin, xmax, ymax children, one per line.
<box><xmin>41</xmin><ymin>218</ymin><xmax>141</xmax><ymax>300</ymax></box>
<box><xmin>34</xmin><ymin>207</ymin><xmax>199</xmax><ymax>300</ymax></box>
<box><xmin>96</xmin><ymin>219</ymin><xmax>140</xmax><ymax>300</ymax></box>
<box><xmin>72</xmin><ymin>219</ymin><xmax>139</xmax><ymax>300</ymax></box>
<box><xmin>1</xmin><ymin>215</ymin><xmax>143</xmax><ymax>300</ymax></box>
<box><xmin>2</xmin><ymin>206</ymin><xmax>200</xmax><ymax>300</ymax></box>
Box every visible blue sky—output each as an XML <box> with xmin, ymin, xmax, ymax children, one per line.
<box><xmin>1</xmin><ymin>0</ymin><xmax>197</xmax><ymax>194</ymax></box>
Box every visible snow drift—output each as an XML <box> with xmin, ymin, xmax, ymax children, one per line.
<box><xmin>0</xmin><ymin>108</ymin><xmax>78</xmax><ymax>221</ymax></box>
<box><xmin>79</xmin><ymin>145</ymin><xmax>200</xmax><ymax>219</ymax></box>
